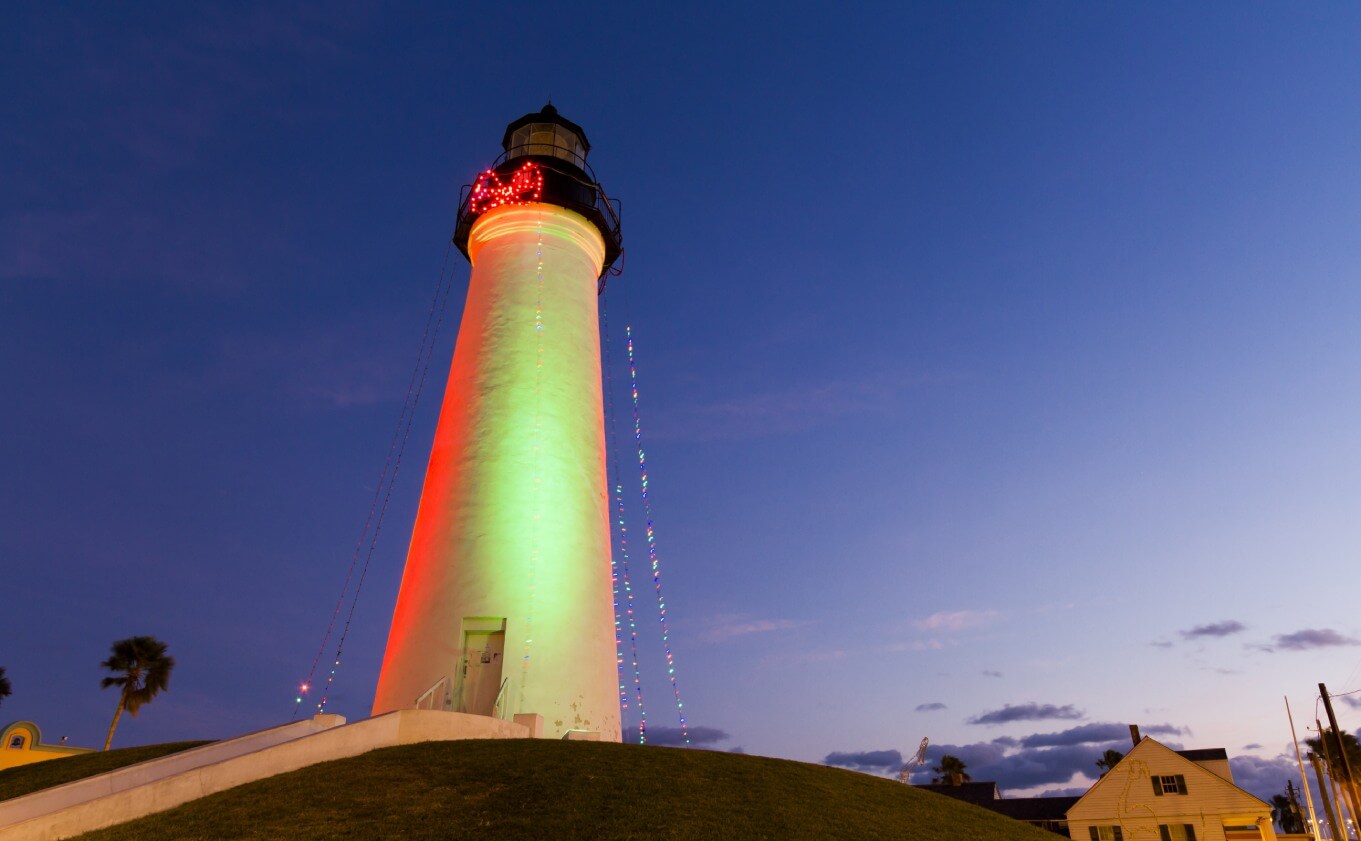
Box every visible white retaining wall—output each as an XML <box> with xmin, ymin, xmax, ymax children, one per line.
<box><xmin>0</xmin><ymin>710</ymin><xmax>527</xmax><ymax>840</ymax></box>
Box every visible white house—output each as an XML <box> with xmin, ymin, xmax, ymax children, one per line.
<box><xmin>1067</xmin><ymin>737</ymin><xmax>1277</xmax><ymax>841</ymax></box>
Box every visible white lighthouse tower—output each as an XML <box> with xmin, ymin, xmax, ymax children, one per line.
<box><xmin>372</xmin><ymin>106</ymin><xmax>623</xmax><ymax>741</ymax></box>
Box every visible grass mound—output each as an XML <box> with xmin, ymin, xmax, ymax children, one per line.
<box><xmin>79</xmin><ymin>739</ymin><xmax>1053</xmax><ymax>840</ymax></box>
<box><xmin>0</xmin><ymin>741</ymin><xmax>210</xmax><ymax>803</ymax></box>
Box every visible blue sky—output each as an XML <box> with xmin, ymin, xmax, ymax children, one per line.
<box><xmin>3</xmin><ymin>2</ymin><xmax>1361</xmax><ymax>801</ymax></box>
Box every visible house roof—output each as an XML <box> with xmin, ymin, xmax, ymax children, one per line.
<box><xmin>980</xmin><ymin>796</ymin><xmax>1081</xmax><ymax>822</ymax></box>
<box><xmin>912</xmin><ymin>782</ymin><xmax>1000</xmax><ymax>804</ymax></box>
<box><xmin>1175</xmin><ymin>748</ymin><xmax>1229</xmax><ymax>762</ymax></box>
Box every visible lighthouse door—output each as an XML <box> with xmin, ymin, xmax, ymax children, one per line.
<box><xmin>460</xmin><ymin>630</ymin><xmax>505</xmax><ymax>716</ymax></box>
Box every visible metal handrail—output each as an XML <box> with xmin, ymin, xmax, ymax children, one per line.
<box><xmin>491</xmin><ymin>678</ymin><xmax>510</xmax><ymax>719</ymax></box>
<box><xmin>414</xmin><ymin>676</ymin><xmax>449</xmax><ymax>711</ymax></box>
<box><xmin>452</xmin><ymin>151</ymin><xmax>624</xmax><ymax>281</ymax></box>
<box><xmin>498</xmin><ymin>143</ymin><xmax>595</xmax><ymax>180</ymax></box>
<box><xmin>472</xmin><ymin>148</ymin><xmax>622</xmax><ymax>239</ymax></box>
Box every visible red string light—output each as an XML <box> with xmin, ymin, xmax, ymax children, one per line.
<box><xmin>469</xmin><ymin>161</ymin><xmax>545</xmax><ymax>215</ymax></box>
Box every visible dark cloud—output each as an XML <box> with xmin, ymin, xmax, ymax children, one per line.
<box><xmin>1270</xmin><ymin>629</ymin><xmax>1359</xmax><ymax>651</ymax></box>
<box><xmin>1243</xmin><ymin>743</ymin><xmax>1263</xmax><ymax>750</ymax></box>
<box><xmin>1144</xmin><ymin>724</ymin><xmax>1188</xmax><ymax>737</ymax></box>
<box><xmin>646</xmin><ymin>726</ymin><xmax>729</xmax><ymax>747</ymax></box>
<box><xmin>1181</xmin><ymin>621</ymin><xmax>1246</xmax><ymax>639</ymax></box>
<box><xmin>969</xmin><ymin>703</ymin><xmax>1084</xmax><ymax>725</ymax></box>
<box><xmin>824</xmin><ymin>749</ymin><xmax>904</xmax><ymax>772</ymax></box>
<box><xmin>1150</xmin><ymin>640</ymin><xmax>1174</xmax><ymax>649</ymax></box>
<box><xmin>1341</xmin><ymin>696</ymin><xmax>1361</xmax><ymax>710</ymax></box>
<box><xmin>915</xmin><ymin>702</ymin><xmax>947</xmax><ymax>712</ymax></box>
<box><xmin>1020</xmin><ymin>722</ymin><xmax>1186</xmax><ymax>748</ymax></box>
<box><xmin>982</xmin><ymin>670</ymin><xmax>1004</xmax><ymax>678</ymax></box>
<box><xmin>911</xmin><ymin>740</ymin><xmax>1116</xmax><ymax>791</ymax></box>
<box><xmin>1022</xmin><ymin>723</ymin><xmax>1126</xmax><ymax>748</ymax></box>
<box><xmin>1037</xmin><ymin>787</ymin><xmax>1089</xmax><ymax>797</ymax></box>
<box><xmin>1229</xmin><ymin>754</ymin><xmax>1303</xmax><ymax>802</ymax></box>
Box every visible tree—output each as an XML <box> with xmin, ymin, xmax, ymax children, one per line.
<box><xmin>932</xmin><ymin>754</ymin><xmax>972</xmax><ymax>785</ymax></box>
<box><xmin>100</xmin><ymin>636</ymin><xmax>175</xmax><ymax>751</ymax></box>
<box><xmin>1272</xmin><ymin>792</ymin><xmax>1305</xmax><ymax>833</ymax></box>
<box><xmin>1095</xmin><ymin>749</ymin><xmax>1124</xmax><ymax>775</ymax></box>
<box><xmin>0</xmin><ymin>666</ymin><xmax>10</xmax><ymax>707</ymax></box>
<box><xmin>1306</xmin><ymin>728</ymin><xmax>1361</xmax><ymax>783</ymax></box>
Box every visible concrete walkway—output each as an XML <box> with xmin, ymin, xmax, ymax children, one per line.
<box><xmin>0</xmin><ymin>710</ymin><xmax>528</xmax><ymax>840</ymax></box>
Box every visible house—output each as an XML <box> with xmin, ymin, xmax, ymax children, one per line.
<box><xmin>912</xmin><ymin>781</ymin><xmax>1002</xmax><ymax>805</ymax></box>
<box><xmin>914</xmin><ymin>780</ymin><xmax>1077</xmax><ymax>834</ymax></box>
<box><xmin>0</xmin><ymin>721</ymin><xmax>93</xmax><ymax>771</ymax></box>
<box><xmin>1067</xmin><ymin>737</ymin><xmax>1277</xmax><ymax>841</ymax></box>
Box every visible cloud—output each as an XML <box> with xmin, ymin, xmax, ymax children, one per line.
<box><xmin>1181</xmin><ymin>621</ymin><xmax>1246</xmax><ymax>639</ymax></box>
<box><xmin>982</xmin><ymin>670</ymin><xmax>1004</xmax><ymax>678</ymax></box>
<box><xmin>911</xmin><ymin>740</ymin><xmax>1114</xmax><ymax>792</ymax></box>
<box><xmin>1150</xmin><ymin>640</ymin><xmax>1174</xmax><ymax>649</ymax></box>
<box><xmin>1243</xmin><ymin>743</ymin><xmax>1263</xmax><ymax>750</ymax></box>
<box><xmin>884</xmin><ymin>639</ymin><xmax>946</xmax><ymax>652</ymax></box>
<box><xmin>1269</xmin><ymin>629</ymin><xmax>1359</xmax><ymax>652</ymax></box>
<box><xmin>915</xmin><ymin>702</ymin><xmax>947</xmax><ymax>712</ymax></box>
<box><xmin>913</xmin><ymin>610</ymin><xmax>1001</xmax><ymax>632</ymax></box>
<box><xmin>1229</xmin><ymin>753</ymin><xmax>1304</xmax><ymax>801</ymax></box>
<box><xmin>890</xmin><ymin>723</ymin><xmax>1191</xmax><ymax>793</ymax></box>
<box><xmin>969</xmin><ymin>704</ymin><xmax>1084</xmax><ymax>725</ymax></box>
<box><xmin>699</xmin><ymin>615</ymin><xmax>804</xmax><ymax>643</ymax></box>
<box><xmin>1021</xmin><ymin>722</ymin><xmax>1185</xmax><ymax>748</ymax></box>
<box><xmin>1341</xmin><ymin>696</ymin><xmax>1361</xmax><ymax>710</ymax></box>
<box><xmin>646</xmin><ymin>726</ymin><xmax>729</xmax><ymax>747</ymax></box>
<box><xmin>824</xmin><ymin>749</ymin><xmax>904</xmax><ymax>773</ymax></box>
<box><xmin>1037</xmin><ymin>787</ymin><xmax>1089</xmax><ymax>797</ymax></box>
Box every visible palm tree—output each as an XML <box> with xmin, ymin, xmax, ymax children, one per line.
<box><xmin>100</xmin><ymin>636</ymin><xmax>175</xmax><ymax>751</ymax></box>
<box><xmin>1307</xmin><ymin>728</ymin><xmax>1361</xmax><ymax>783</ymax></box>
<box><xmin>1271</xmin><ymin>792</ymin><xmax>1305</xmax><ymax>833</ymax></box>
<box><xmin>932</xmin><ymin>754</ymin><xmax>972</xmax><ymax>785</ymax></box>
<box><xmin>0</xmin><ymin>666</ymin><xmax>11</xmax><ymax>707</ymax></box>
<box><xmin>1095</xmin><ymin>749</ymin><xmax>1124</xmax><ymax>775</ymax></box>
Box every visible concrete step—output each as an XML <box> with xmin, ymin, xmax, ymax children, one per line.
<box><xmin>0</xmin><ymin>710</ymin><xmax>527</xmax><ymax>840</ymax></box>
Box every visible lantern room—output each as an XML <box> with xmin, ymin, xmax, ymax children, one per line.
<box><xmin>502</xmin><ymin>104</ymin><xmax>590</xmax><ymax>172</ymax></box>
<box><xmin>454</xmin><ymin>104</ymin><xmax>623</xmax><ymax>284</ymax></box>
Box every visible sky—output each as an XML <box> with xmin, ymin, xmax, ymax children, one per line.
<box><xmin>4</xmin><ymin>1</ymin><xmax>1361</xmax><ymax>806</ymax></box>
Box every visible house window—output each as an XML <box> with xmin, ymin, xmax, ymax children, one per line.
<box><xmin>1152</xmin><ymin>774</ymin><xmax>1188</xmax><ymax>795</ymax></box>
<box><xmin>1159</xmin><ymin>824</ymin><xmax>1197</xmax><ymax>841</ymax></box>
<box><xmin>8</xmin><ymin>735</ymin><xmax>23</xmax><ymax>749</ymax></box>
<box><xmin>1088</xmin><ymin>826</ymin><xmax>1124</xmax><ymax>841</ymax></box>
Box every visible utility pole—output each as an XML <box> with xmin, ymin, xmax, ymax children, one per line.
<box><xmin>1312</xmin><ymin>750</ymin><xmax>1343</xmax><ymax>840</ymax></box>
<box><xmin>1289</xmin><ymin>780</ymin><xmax>1306</xmax><ymax>834</ymax></box>
<box><xmin>1322</xmin><ymin>684</ymin><xmax>1361</xmax><ymax>837</ymax></box>
<box><xmin>1321</xmin><ymin>717</ymin><xmax>1358</xmax><ymax>841</ymax></box>
<box><xmin>1290</xmin><ymin>695</ymin><xmax>1322</xmax><ymax>837</ymax></box>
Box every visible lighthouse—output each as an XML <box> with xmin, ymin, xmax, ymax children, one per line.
<box><xmin>372</xmin><ymin>105</ymin><xmax>624</xmax><ymax>741</ymax></box>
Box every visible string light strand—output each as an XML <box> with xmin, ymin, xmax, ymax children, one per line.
<box><xmin>519</xmin><ymin>218</ymin><xmax>546</xmax><ymax>709</ymax></box>
<box><xmin>603</xmin><ymin>293</ymin><xmax>648</xmax><ymax>743</ymax></box>
<box><xmin>294</xmin><ymin>234</ymin><xmax>457</xmax><ymax>717</ymax></box>
<box><xmin>314</xmin><ymin>236</ymin><xmax>458</xmax><ymax>715</ymax></box>
<box><xmin>626</xmin><ymin>324</ymin><xmax>689</xmax><ymax>744</ymax></box>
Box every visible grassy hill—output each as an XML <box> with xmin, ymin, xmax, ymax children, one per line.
<box><xmin>0</xmin><ymin>741</ymin><xmax>209</xmax><ymax>803</ymax></box>
<box><xmin>74</xmin><ymin>739</ymin><xmax>1056</xmax><ymax>840</ymax></box>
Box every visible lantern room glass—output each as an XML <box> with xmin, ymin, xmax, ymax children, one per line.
<box><xmin>507</xmin><ymin>122</ymin><xmax>587</xmax><ymax>170</ymax></box>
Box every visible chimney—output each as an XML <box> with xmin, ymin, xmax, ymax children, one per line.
<box><xmin>1129</xmin><ymin>725</ymin><xmax>1141</xmax><ymax>746</ymax></box>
